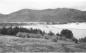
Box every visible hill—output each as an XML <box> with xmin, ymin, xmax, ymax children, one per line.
<box><xmin>0</xmin><ymin>8</ymin><xmax>86</xmax><ymax>23</ymax></box>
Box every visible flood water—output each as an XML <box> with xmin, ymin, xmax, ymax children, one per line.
<box><xmin>21</xmin><ymin>23</ymin><xmax>86</xmax><ymax>39</ymax></box>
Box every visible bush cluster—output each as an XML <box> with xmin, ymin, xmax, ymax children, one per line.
<box><xmin>79</xmin><ymin>37</ymin><xmax>86</xmax><ymax>42</ymax></box>
<box><xmin>0</xmin><ymin>26</ymin><xmax>46</xmax><ymax>36</ymax></box>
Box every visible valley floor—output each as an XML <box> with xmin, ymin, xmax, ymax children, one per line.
<box><xmin>0</xmin><ymin>36</ymin><xmax>86</xmax><ymax>52</ymax></box>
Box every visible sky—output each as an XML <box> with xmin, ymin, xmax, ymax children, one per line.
<box><xmin>0</xmin><ymin>0</ymin><xmax>86</xmax><ymax>14</ymax></box>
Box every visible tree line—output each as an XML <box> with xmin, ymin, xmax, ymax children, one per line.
<box><xmin>0</xmin><ymin>26</ymin><xmax>46</xmax><ymax>36</ymax></box>
<box><xmin>0</xmin><ymin>26</ymin><xmax>74</xmax><ymax>39</ymax></box>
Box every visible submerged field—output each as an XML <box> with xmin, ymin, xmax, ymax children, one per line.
<box><xmin>21</xmin><ymin>23</ymin><xmax>86</xmax><ymax>39</ymax></box>
<box><xmin>0</xmin><ymin>22</ymin><xmax>86</xmax><ymax>39</ymax></box>
<box><xmin>0</xmin><ymin>36</ymin><xmax>86</xmax><ymax>52</ymax></box>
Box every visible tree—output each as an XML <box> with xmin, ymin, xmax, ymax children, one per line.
<box><xmin>72</xmin><ymin>37</ymin><xmax>78</xmax><ymax>43</ymax></box>
<box><xmin>56</xmin><ymin>33</ymin><xmax>60</xmax><ymax>36</ymax></box>
<box><xmin>11</xmin><ymin>26</ymin><xmax>20</xmax><ymax>35</ymax></box>
<box><xmin>6</xmin><ymin>26</ymin><xmax>13</xmax><ymax>35</ymax></box>
<box><xmin>60</xmin><ymin>29</ymin><xmax>73</xmax><ymax>39</ymax></box>
<box><xmin>48</xmin><ymin>31</ymin><xmax>54</xmax><ymax>36</ymax></box>
<box><xmin>79</xmin><ymin>37</ymin><xmax>86</xmax><ymax>42</ymax></box>
<box><xmin>0</xmin><ymin>26</ymin><xmax>7</xmax><ymax>35</ymax></box>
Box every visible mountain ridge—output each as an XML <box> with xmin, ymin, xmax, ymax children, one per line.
<box><xmin>0</xmin><ymin>8</ymin><xmax>86</xmax><ymax>23</ymax></box>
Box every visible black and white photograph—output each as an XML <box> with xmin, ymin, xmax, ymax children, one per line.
<box><xmin>0</xmin><ymin>0</ymin><xmax>86</xmax><ymax>52</ymax></box>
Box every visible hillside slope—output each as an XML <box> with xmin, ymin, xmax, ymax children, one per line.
<box><xmin>0</xmin><ymin>8</ymin><xmax>86</xmax><ymax>23</ymax></box>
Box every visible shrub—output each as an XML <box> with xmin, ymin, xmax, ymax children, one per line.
<box><xmin>72</xmin><ymin>38</ymin><xmax>78</xmax><ymax>43</ymax></box>
<box><xmin>29</xmin><ymin>33</ymin><xmax>43</xmax><ymax>38</ymax></box>
<box><xmin>52</xmin><ymin>39</ymin><xmax>57</xmax><ymax>42</ymax></box>
<box><xmin>0</xmin><ymin>26</ymin><xmax>46</xmax><ymax>37</ymax></box>
<box><xmin>48</xmin><ymin>31</ymin><xmax>54</xmax><ymax>36</ymax></box>
<box><xmin>56</xmin><ymin>33</ymin><xmax>60</xmax><ymax>36</ymax></box>
<box><xmin>79</xmin><ymin>37</ymin><xmax>86</xmax><ymax>42</ymax></box>
<box><xmin>60</xmin><ymin>29</ymin><xmax>73</xmax><ymax>39</ymax></box>
<box><xmin>16</xmin><ymin>32</ymin><xmax>30</xmax><ymax>38</ymax></box>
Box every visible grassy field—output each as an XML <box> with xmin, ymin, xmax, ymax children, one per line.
<box><xmin>0</xmin><ymin>36</ymin><xmax>86</xmax><ymax>52</ymax></box>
